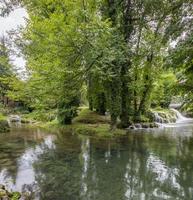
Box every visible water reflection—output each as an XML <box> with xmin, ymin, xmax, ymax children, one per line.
<box><xmin>80</xmin><ymin>138</ymin><xmax>90</xmax><ymax>197</ymax></box>
<box><xmin>0</xmin><ymin>127</ymin><xmax>55</xmax><ymax>198</ymax></box>
<box><xmin>0</xmin><ymin>125</ymin><xmax>193</xmax><ymax>199</ymax></box>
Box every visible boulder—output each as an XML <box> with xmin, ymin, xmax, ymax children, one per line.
<box><xmin>21</xmin><ymin>119</ymin><xmax>30</xmax><ymax>124</ymax></box>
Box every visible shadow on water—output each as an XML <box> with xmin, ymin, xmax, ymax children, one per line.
<box><xmin>0</xmin><ymin>124</ymin><xmax>193</xmax><ymax>199</ymax></box>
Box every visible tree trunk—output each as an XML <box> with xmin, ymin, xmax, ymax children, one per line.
<box><xmin>88</xmin><ymin>75</ymin><xmax>93</xmax><ymax>111</ymax></box>
<box><xmin>137</xmin><ymin>54</ymin><xmax>154</xmax><ymax>119</ymax></box>
<box><xmin>120</xmin><ymin>62</ymin><xmax>130</xmax><ymax>128</ymax></box>
<box><xmin>119</xmin><ymin>0</ymin><xmax>133</xmax><ymax>128</ymax></box>
<box><xmin>137</xmin><ymin>79</ymin><xmax>152</xmax><ymax>117</ymax></box>
<box><xmin>96</xmin><ymin>92</ymin><xmax>106</xmax><ymax>115</ymax></box>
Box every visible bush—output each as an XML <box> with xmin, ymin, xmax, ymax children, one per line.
<box><xmin>24</xmin><ymin>109</ymin><xmax>57</xmax><ymax>122</ymax></box>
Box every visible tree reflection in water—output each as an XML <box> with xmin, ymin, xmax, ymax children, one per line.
<box><xmin>1</xmin><ymin>126</ymin><xmax>193</xmax><ymax>199</ymax></box>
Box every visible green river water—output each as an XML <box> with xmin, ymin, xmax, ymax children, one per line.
<box><xmin>0</xmin><ymin>123</ymin><xmax>193</xmax><ymax>200</ymax></box>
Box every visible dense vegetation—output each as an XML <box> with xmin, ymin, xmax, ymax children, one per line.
<box><xmin>0</xmin><ymin>0</ymin><xmax>193</xmax><ymax>130</ymax></box>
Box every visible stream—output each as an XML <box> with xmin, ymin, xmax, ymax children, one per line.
<box><xmin>1</xmin><ymin>118</ymin><xmax>193</xmax><ymax>199</ymax></box>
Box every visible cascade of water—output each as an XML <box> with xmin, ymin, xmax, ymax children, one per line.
<box><xmin>170</xmin><ymin>108</ymin><xmax>193</xmax><ymax>123</ymax></box>
<box><xmin>153</xmin><ymin>112</ymin><xmax>164</xmax><ymax>123</ymax></box>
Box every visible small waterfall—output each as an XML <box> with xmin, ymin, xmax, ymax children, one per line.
<box><xmin>170</xmin><ymin>108</ymin><xmax>193</xmax><ymax>123</ymax></box>
<box><xmin>153</xmin><ymin>112</ymin><xmax>164</xmax><ymax>123</ymax></box>
<box><xmin>155</xmin><ymin>108</ymin><xmax>193</xmax><ymax>128</ymax></box>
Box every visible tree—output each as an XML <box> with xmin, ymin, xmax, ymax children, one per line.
<box><xmin>0</xmin><ymin>36</ymin><xmax>14</xmax><ymax>105</ymax></box>
<box><xmin>13</xmin><ymin>0</ymin><xmax>193</xmax><ymax>127</ymax></box>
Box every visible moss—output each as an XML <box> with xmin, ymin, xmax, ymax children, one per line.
<box><xmin>71</xmin><ymin>123</ymin><xmax>126</xmax><ymax>138</ymax></box>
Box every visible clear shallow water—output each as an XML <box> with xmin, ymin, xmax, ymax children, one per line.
<box><xmin>0</xmin><ymin>125</ymin><xmax>193</xmax><ymax>200</ymax></box>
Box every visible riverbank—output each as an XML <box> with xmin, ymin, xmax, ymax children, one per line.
<box><xmin>36</xmin><ymin>109</ymin><xmax>127</xmax><ymax>138</ymax></box>
<box><xmin>1</xmin><ymin>107</ymin><xmax>181</xmax><ymax>137</ymax></box>
<box><xmin>0</xmin><ymin>114</ymin><xmax>10</xmax><ymax>133</ymax></box>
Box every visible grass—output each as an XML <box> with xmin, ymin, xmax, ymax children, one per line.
<box><xmin>73</xmin><ymin>108</ymin><xmax>110</xmax><ymax>124</ymax></box>
<box><xmin>36</xmin><ymin>108</ymin><xmax>126</xmax><ymax>138</ymax></box>
<box><xmin>69</xmin><ymin>123</ymin><xmax>126</xmax><ymax>138</ymax></box>
<box><xmin>0</xmin><ymin>113</ymin><xmax>7</xmax><ymax>121</ymax></box>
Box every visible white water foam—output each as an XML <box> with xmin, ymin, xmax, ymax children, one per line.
<box><xmin>157</xmin><ymin>109</ymin><xmax>193</xmax><ymax>128</ymax></box>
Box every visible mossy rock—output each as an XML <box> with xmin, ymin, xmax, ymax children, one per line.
<box><xmin>0</xmin><ymin>185</ymin><xmax>22</xmax><ymax>200</ymax></box>
<box><xmin>21</xmin><ymin>118</ymin><xmax>31</xmax><ymax>124</ymax></box>
<box><xmin>0</xmin><ymin>120</ymin><xmax>10</xmax><ymax>133</ymax></box>
<box><xmin>0</xmin><ymin>189</ymin><xmax>7</xmax><ymax>197</ymax></box>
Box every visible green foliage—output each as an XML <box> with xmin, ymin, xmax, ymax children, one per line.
<box><xmin>151</xmin><ymin>72</ymin><xmax>177</xmax><ymax>108</ymax></box>
<box><xmin>11</xmin><ymin>192</ymin><xmax>21</xmax><ymax>200</ymax></box>
<box><xmin>57</xmin><ymin>95</ymin><xmax>80</xmax><ymax>125</ymax></box>
<box><xmin>5</xmin><ymin>0</ymin><xmax>192</xmax><ymax>127</ymax></box>
<box><xmin>169</xmin><ymin>31</ymin><xmax>193</xmax><ymax>112</ymax></box>
<box><xmin>0</xmin><ymin>36</ymin><xmax>14</xmax><ymax>101</ymax></box>
<box><xmin>24</xmin><ymin>109</ymin><xmax>57</xmax><ymax>122</ymax></box>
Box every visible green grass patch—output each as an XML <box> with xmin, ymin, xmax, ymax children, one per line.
<box><xmin>0</xmin><ymin>113</ymin><xmax>7</xmax><ymax>121</ymax></box>
<box><xmin>71</xmin><ymin>123</ymin><xmax>126</xmax><ymax>138</ymax></box>
<box><xmin>73</xmin><ymin>108</ymin><xmax>110</xmax><ymax>124</ymax></box>
<box><xmin>151</xmin><ymin>107</ymin><xmax>172</xmax><ymax>113</ymax></box>
<box><xmin>38</xmin><ymin>121</ymin><xmax>126</xmax><ymax>138</ymax></box>
<box><xmin>21</xmin><ymin>108</ymin><xmax>126</xmax><ymax>138</ymax></box>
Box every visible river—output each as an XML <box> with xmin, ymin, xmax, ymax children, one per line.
<box><xmin>0</xmin><ymin>123</ymin><xmax>193</xmax><ymax>200</ymax></box>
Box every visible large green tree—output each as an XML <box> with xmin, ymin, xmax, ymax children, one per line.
<box><xmin>13</xmin><ymin>0</ymin><xmax>193</xmax><ymax>127</ymax></box>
